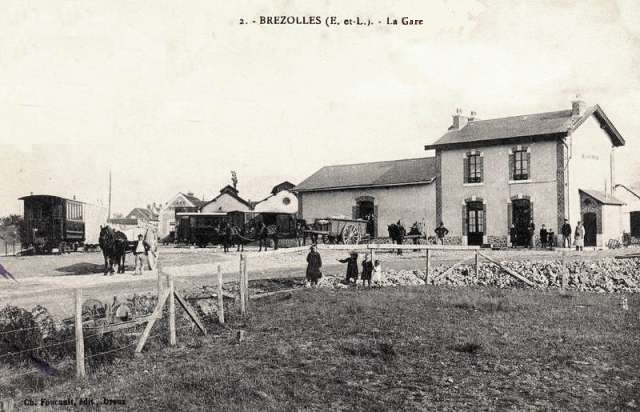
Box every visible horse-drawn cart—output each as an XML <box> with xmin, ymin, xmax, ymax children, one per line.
<box><xmin>305</xmin><ymin>217</ymin><xmax>368</xmax><ymax>244</ymax></box>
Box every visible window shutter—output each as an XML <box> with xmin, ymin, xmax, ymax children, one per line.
<box><xmin>479</xmin><ymin>156</ymin><xmax>484</xmax><ymax>183</ymax></box>
<box><xmin>530</xmin><ymin>201</ymin><xmax>534</xmax><ymax>225</ymax></box>
<box><xmin>352</xmin><ymin>206</ymin><xmax>358</xmax><ymax>220</ymax></box>
<box><xmin>509</xmin><ymin>152</ymin><xmax>515</xmax><ymax>180</ymax></box>
<box><xmin>463</xmin><ymin>157</ymin><xmax>469</xmax><ymax>183</ymax></box>
<box><xmin>462</xmin><ymin>204</ymin><xmax>468</xmax><ymax>235</ymax></box>
<box><xmin>526</xmin><ymin>151</ymin><xmax>531</xmax><ymax>179</ymax></box>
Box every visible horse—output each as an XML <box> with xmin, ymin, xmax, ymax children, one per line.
<box><xmin>230</xmin><ymin>222</ymin><xmax>256</xmax><ymax>252</ymax></box>
<box><xmin>387</xmin><ymin>221</ymin><xmax>406</xmax><ymax>255</ymax></box>
<box><xmin>99</xmin><ymin>226</ymin><xmax>128</xmax><ymax>275</ymax></box>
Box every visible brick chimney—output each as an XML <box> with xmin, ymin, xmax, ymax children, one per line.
<box><xmin>468</xmin><ymin>110</ymin><xmax>478</xmax><ymax>122</ymax></box>
<box><xmin>451</xmin><ymin>108</ymin><xmax>468</xmax><ymax>130</ymax></box>
<box><xmin>571</xmin><ymin>97</ymin><xmax>586</xmax><ymax>117</ymax></box>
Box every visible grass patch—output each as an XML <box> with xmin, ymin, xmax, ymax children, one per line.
<box><xmin>1</xmin><ymin>287</ymin><xmax>639</xmax><ymax>410</ymax></box>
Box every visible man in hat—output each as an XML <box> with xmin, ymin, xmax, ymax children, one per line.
<box><xmin>561</xmin><ymin>218</ymin><xmax>572</xmax><ymax>248</ymax></box>
<box><xmin>133</xmin><ymin>234</ymin><xmax>150</xmax><ymax>276</ymax></box>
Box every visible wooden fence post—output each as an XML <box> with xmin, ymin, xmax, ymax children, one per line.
<box><xmin>243</xmin><ymin>255</ymin><xmax>249</xmax><ymax>314</ymax></box>
<box><xmin>561</xmin><ymin>251</ymin><xmax>568</xmax><ymax>289</ymax></box>
<box><xmin>239</xmin><ymin>254</ymin><xmax>246</xmax><ymax>316</ymax></box>
<box><xmin>475</xmin><ymin>249</ymin><xmax>479</xmax><ymax>277</ymax></box>
<box><xmin>217</xmin><ymin>265</ymin><xmax>225</xmax><ymax>324</ymax></box>
<box><xmin>156</xmin><ymin>261</ymin><xmax>163</xmax><ymax>295</ymax></box>
<box><xmin>168</xmin><ymin>272</ymin><xmax>176</xmax><ymax>346</ymax></box>
<box><xmin>74</xmin><ymin>289</ymin><xmax>86</xmax><ymax>379</ymax></box>
<box><xmin>425</xmin><ymin>248</ymin><xmax>430</xmax><ymax>283</ymax></box>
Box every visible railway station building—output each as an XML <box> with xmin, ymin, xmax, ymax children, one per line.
<box><xmin>425</xmin><ymin>100</ymin><xmax>626</xmax><ymax>247</ymax></box>
<box><xmin>294</xmin><ymin>157</ymin><xmax>437</xmax><ymax>238</ymax></box>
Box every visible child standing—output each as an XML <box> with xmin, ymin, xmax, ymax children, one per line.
<box><xmin>338</xmin><ymin>252</ymin><xmax>359</xmax><ymax>284</ymax></box>
<box><xmin>361</xmin><ymin>254</ymin><xmax>373</xmax><ymax>287</ymax></box>
<box><xmin>371</xmin><ymin>260</ymin><xmax>382</xmax><ymax>287</ymax></box>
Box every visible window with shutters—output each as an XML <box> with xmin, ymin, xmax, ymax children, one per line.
<box><xmin>467</xmin><ymin>154</ymin><xmax>482</xmax><ymax>183</ymax></box>
<box><xmin>513</xmin><ymin>149</ymin><xmax>528</xmax><ymax>180</ymax></box>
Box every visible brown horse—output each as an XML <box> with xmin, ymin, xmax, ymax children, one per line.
<box><xmin>99</xmin><ymin>226</ymin><xmax>128</xmax><ymax>275</ymax></box>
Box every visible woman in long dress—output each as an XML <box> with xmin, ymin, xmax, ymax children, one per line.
<box><xmin>305</xmin><ymin>245</ymin><xmax>322</xmax><ymax>287</ymax></box>
<box><xmin>574</xmin><ymin>221</ymin><xmax>585</xmax><ymax>251</ymax></box>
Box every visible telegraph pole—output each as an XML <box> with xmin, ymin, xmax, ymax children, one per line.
<box><xmin>108</xmin><ymin>170</ymin><xmax>112</xmax><ymax>219</ymax></box>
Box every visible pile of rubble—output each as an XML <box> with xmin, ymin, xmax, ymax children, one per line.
<box><xmin>428</xmin><ymin>257</ymin><xmax>640</xmax><ymax>292</ymax></box>
<box><xmin>315</xmin><ymin>257</ymin><xmax>640</xmax><ymax>293</ymax></box>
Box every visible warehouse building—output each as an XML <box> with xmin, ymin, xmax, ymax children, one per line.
<box><xmin>294</xmin><ymin>157</ymin><xmax>436</xmax><ymax>238</ymax></box>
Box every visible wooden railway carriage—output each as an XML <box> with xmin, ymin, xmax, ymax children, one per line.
<box><xmin>20</xmin><ymin>195</ymin><xmax>108</xmax><ymax>253</ymax></box>
<box><xmin>175</xmin><ymin>211</ymin><xmax>227</xmax><ymax>247</ymax></box>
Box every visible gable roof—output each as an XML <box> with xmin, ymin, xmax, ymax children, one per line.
<box><xmin>200</xmin><ymin>187</ymin><xmax>252</xmax><ymax>210</ymax></box>
<box><xmin>271</xmin><ymin>181</ymin><xmax>296</xmax><ymax>195</ymax></box>
<box><xmin>425</xmin><ymin>105</ymin><xmax>625</xmax><ymax>150</ymax></box>
<box><xmin>126</xmin><ymin>208</ymin><xmax>158</xmax><ymax>221</ymax></box>
<box><xmin>579</xmin><ymin>189</ymin><xmax>624</xmax><ymax>206</ymax></box>
<box><xmin>294</xmin><ymin>157</ymin><xmax>436</xmax><ymax>192</ymax></box>
<box><xmin>181</xmin><ymin>192</ymin><xmax>205</xmax><ymax>207</ymax></box>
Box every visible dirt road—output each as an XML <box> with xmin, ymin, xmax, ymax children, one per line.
<box><xmin>1</xmin><ymin>245</ymin><xmax>636</xmax><ymax>317</ymax></box>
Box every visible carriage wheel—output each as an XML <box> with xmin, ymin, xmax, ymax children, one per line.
<box><xmin>341</xmin><ymin>224</ymin><xmax>361</xmax><ymax>244</ymax></box>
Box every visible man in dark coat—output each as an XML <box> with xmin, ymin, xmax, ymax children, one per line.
<box><xmin>561</xmin><ymin>218</ymin><xmax>572</xmax><ymax>248</ymax></box>
<box><xmin>435</xmin><ymin>222</ymin><xmax>449</xmax><ymax>245</ymax></box>
<box><xmin>539</xmin><ymin>224</ymin><xmax>548</xmax><ymax>249</ymax></box>
<box><xmin>305</xmin><ymin>245</ymin><xmax>322</xmax><ymax>287</ymax></box>
<box><xmin>527</xmin><ymin>220</ymin><xmax>536</xmax><ymax>249</ymax></box>
<box><xmin>338</xmin><ymin>252</ymin><xmax>359</xmax><ymax>284</ymax></box>
<box><xmin>258</xmin><ymin>222</ymin><xmax>269</xmax><ymax>252</ymax></box>
<box><xmin>509</xmin><ymin>224</ymin><xmax>518</xmax><ymax>248</ymax></box>
<box><xmin>224</xmin><ymin>221</ymin><xmax>233</xmax><ymax>253</ymax></box>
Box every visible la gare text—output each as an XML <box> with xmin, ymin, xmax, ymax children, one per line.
<box><xmin>239</xmin><ymin>16</ymin><xmax>424</xmax><ymax>26</ymax></box>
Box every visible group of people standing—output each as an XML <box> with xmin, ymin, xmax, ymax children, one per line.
<box><xmin>509</xmin><ymin>218</ymin><xmax>586</xmax><ymax>251</ymax></box>
<box><xmin>561</xmin><ymin>218</ymin><xmax>586</xmax><ymax>251</ymax></box>
<box><xmin>305</xmin><ymin>245</ymin><xmax>383</xmax><ymax>288</ymax></box>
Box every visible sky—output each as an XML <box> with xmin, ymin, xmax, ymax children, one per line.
<box><xmin>1</xmin><ymin>0</ymin><xmax>639</xmax><ymax>217</ymax></box>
